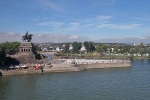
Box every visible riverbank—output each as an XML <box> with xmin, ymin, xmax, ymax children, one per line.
<box><xmin>60</xmin><ymin>53</ymin><xmax>150</xmax><ymax>59</ymax></box>
<box><xmin>0</xmin><ymin>59</ymin><xmax>131</xmax><ymax>76</ymax></box>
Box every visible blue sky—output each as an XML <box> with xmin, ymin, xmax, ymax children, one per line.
<box><xmin>0</xmin><ymin>0</ymin><xmax>150</xmax><ymax>43</ymax></box>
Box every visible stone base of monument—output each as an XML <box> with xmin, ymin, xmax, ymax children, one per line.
<box><xmin>8</xmin><ymin>32</ymin><xmax>43</xmax><ymax>64</ymax></box>
<box><xmin>12</xmin><ymin>41</ymin><xmax>43</xmax><ymax>64</ymax></box>
<box><xmin>14</xmin><ymin>57</ymin><xmax>42</xmax><ymax>64</ymax></box>
<box><xmin>19</xmin><ymin>42</ymin><xmax>35</xmax><ymax>54</ymax></box>
<box><xmin>11</xmin><ymin>53</ymin><xmax>43</xmax><ymax>64</ymax></box>
<box><xmin>18</xmin><ymin>53</ymin><xmax>35</xmax><ymax>59</ymax></box>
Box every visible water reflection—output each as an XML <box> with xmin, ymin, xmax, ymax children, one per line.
<box><xmin>0</xmin><ymin>60</ymin><xmax>150</xmax><ymax>100</ymax></box>
<box><xmin>0</xmin><ymin>76</ymin><xmax>11</xmax><ymax>100</ymax></box>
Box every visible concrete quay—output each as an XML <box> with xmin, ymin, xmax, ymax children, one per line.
<box><xmin>0</xmin><ymin>59</ymin><xmax>131</xmax><ymax>76</ymax></box>
<box><xmin>63</xmin><ymin>59</ymin><xmax>131</xmax><ymax>69</ymax></box>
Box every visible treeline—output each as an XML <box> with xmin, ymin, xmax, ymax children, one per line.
<box><xmin>0</xmin><ymin>41</ymin><xmax>20</xmax><ymax>66</ymax></box>
<box><xmin>97</xmin><ymin>43</ymin><xmax>150</xmax><ymax>56</ymax></box>
<box><xmin>0</xmin><ymin>41</ymin><xmax>20</xmax><ymax>55</ymax></box>
<box><xmin>62</xmin><ymin>41</ymin><xmax>95</xmax><ymax>54</ymax></box>
<box><xmin>60</xmin><ymin>42</ymin><xmax>150</xmax><ymax>56</ymax></box>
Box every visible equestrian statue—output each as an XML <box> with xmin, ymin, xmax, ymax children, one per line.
<box><xmin>22</xmin><ymin>31</ymin><xmax>33</xmax><ymax>42</ymax></box>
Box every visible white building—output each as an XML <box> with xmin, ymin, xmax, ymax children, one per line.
<box><xmin>55</xmin><ymin>47</ymin><xmax>62</xmax><ymax>52</ymax></box>
<box><xmin>80</xmin><ymin>44</ymin><xmax>86</xmax><ymax>51</ymax></box>
<box><xmin>69</xmin><ymin>44</ymin><xmax>73</xmax><ymax>51</ymax></box>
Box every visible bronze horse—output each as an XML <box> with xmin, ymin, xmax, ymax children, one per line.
<box><xmin>22</xmin><ymin>31</ymin><xmax>33</xmax><ymax>42</ymax></box>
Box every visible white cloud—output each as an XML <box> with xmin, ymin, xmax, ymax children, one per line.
<box><xmin>32</xmin><ymin>33</ymin><xmax>88</xmax><ymax>43</ymax></box>
<box><xmin>7</xmin><ymin>32</ymin><xmax>17</xmax><ymax>35</ymax></box>
<box><xmin>36</xmin><ymin>15</ymin><xmax>141</xmax><ymax>32</ymax></box>
<box><xmin>65</xmin><ymin>27</ymin><xmax>79</xmax><ymax>31</ymax></box>
<box><xmin>144</xmin><ymin>29</ymin><xmax>150</xmax><ymax>33</ymax></box>
<box><xmin>98</xmin><ymin>23</ymin><xmax>141</xmax><ymax>29</ymax></box>
<box><xmin>1</xmin><ymin>32</ymin><xmax>150</xmax><ymax>43</ymax></box>
<box><xmin>90</xmin><ymin>0</ymin><xmax>117</xmax><ymax>6</ymax></box>
<box><xmin>69</xmin><ymin>35</ymin><xmax>78</xmax><ymax>39</ymax></box>
<box><xmin>99</xmin><ymin>36</ymin><xmax>150</xmax><ymax>43</ymax></box>
<box><xmin>96</xmin><ymin>15</ymin><xmax>112</xmax><ymax>21</ymax></box>
<box><xmin>70</xmin><ymin>22</ymin><xmax>80</xmax><ymax>26</ymax></box>
<box><xmin>83</xmin><ymin>24</ymin><xmax>95</xmax><ymax>27</ymax></box>
<box><xmin>37</xmin><ymin>0</ymin><xmax>63</xmax><ymax>13</ymax></box>
<box><xmin>61</xmin><ymin>22</ymin><xmax>80</xmax><ymax>31</ymax></box>
<box><xmin>82</xmin><ymin>15</ymin><xmax>142</xmax><ymax>30</ymax></box>
<box><xmin>37</xmin><ymin>21</ymin><xmax>64</xmax><ymax>27</ymax></box>
<box><xmin>133</xmin><ymin>17</ymin><xmax>149</xmax><ymax>21</ymax></box>
<box><xmin>83</xmin><ymin>15</ymin><xmax>141</xmax><ymax>30</ymax></box>
<box><xmin>37</xmin><ymin>21</ymin><xmax>81</xmax><ymax>31</ymax></box>
<box><xmin>0</xmin><ymin>32</ymin><xmax>88</xmax><ymax>43</ymax></box>
<box><xmin>84</xmin><ymin>15</ymin><xmax>112</xmax><ymax>24</ymax></box>
<box><xmin>0</xmin><ymin>32</ymin><xmax>5</xmax><ymax>36</ymax></box>
<box><xmin>0</xmin><ymin>32</ymin><xmax>22</xmax><ymax>43</ymax></box>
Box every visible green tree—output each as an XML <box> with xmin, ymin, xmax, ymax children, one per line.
<box><xmin>130</xmin><ymin>48</ymin><xmax>137</xmax><ymax>55</ymax></box>
<box><xmin>96</xmin><ymin>45</ymin><xmax>105</xmax><ymax>56</ymax></box>
<box><xmin>139</xmin><ymin>48</ymin><xmax>146</xmax><ymax>56</ymax></box>
<box><xmin>72</xmin><ymin>41</ymin><xmax>82</xmax><ymax>53</ymax></box>
<box><xmin>88</xmin><ymin>42</ymin><xmax>95</xmax><ymax>52</ymax></box>
<box><xmin>113</xmin><ymin>46</ymin><xmax>119</xmax><ymax>54</ymax></box>
<box><xmin>0</xmin><ymin>45</ymin><xmax>6</xmax><ymax>66</ymax></box>
<box><xmin>10</xmin><ymin>41</ymin><xmax>20</xmax><ymax>54</ymax></box>
<box><xmin>84</xmin><ymin>41</ymin><xmax>95</xmax><ymax>52</ymax></box>
<box><xmin>146</xmin><ymin>47</ymin><xmax>150</xmax><ymax>54</ymax></box>
<box><xmin>78</xmin><ymin>42</ymin><xmax>82</xmax><ymax>51</ymax></box>
<box><xmin>122</xmin><ymin>45</ymin><xmax>130</xmax><ymax>53</ymax></box>
<box><xmin>35</xmin><ymin>45</ymin><xmax>41</xmax><ymax>52</ymax></box>
<box><xmin>62</xmin><ymin>43</ymin><xmax>69</xmax><ymax>53</ymax></box>
<box><xmin>84</xmin><ymin>41</ymin><xmax>89</xmax><ymax>51</ymax></box>
<box><xmin>101</xmin><ymin>44</ymin><xmax>108</xmax><ymax>52</ymax></box>
<box><xmin>2</xmin><ymin>41</ymin><xmax>20</xmax><ymax>54</ymax></box>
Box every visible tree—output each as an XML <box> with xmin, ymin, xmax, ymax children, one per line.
<box><xmin>72</xmin><ymin>41</ymin><xmax>82</xmax><ymax>53</ymax></box>
<box><xmin>84</xmin><ymin>41</ymin><xmax>95</xmax><ymax>52</ymax></box>
<box><xmin>35</xmin><ymin>45</ymin><xmax>41</xmax><ymax>52</ymax></box>
<box><xmin>139</xmin><ymin>48</ymin><xmax>146</xmax><ymax>56</ymax></box>
<box><xmin>0</xmin><ymin>45</ymin><xmax>6</xmax><ymax>66</ymax></box>
<box><xmin>78</xmin><ymin>42</ymin><xmax>82</xmax><ymax>51</ymax></box>
<box><xmin>96</xmin><ymin>45</ymin><xmax>105</xmax><ymax>56</ymax></box>
<box><xmin>146</xmin><ymin>47</ymin><xmax>150</xmax><ymax>54</ymax></box>
<box><xmin>62</xmin><ymin>43</ymin><xmax>69</xmax><ymax>53</ymax></box>
<box><xmin>84</xmin><ymin>41</ymin><xmax>89</xmax><ymax>52</ymax></box>
<box><xmin>101</xmin><ymin>44</ymin><xmax>108</xmax><ymax>52</ymax></box>
<box><xmin>1</xmin><ymin>41</ymin><xmax>20</xmax><ymax>55</ymax></box>
<box><xmin>88</xmin><ymin>42</ymin><xmax>95</xmax><ymax>52</ymax></box>
<box><xmin>130</xmin><ymin>48</ymin><xmax>137</xmax><ymax>55</ymax></box>
<box><xmin>122</xmin><ymin>45</ymin><xmax>130</xmax><ymax>53</ymax></box>
<box><xmin>113</xmin><ymin>46</ymin><xmax>119</xmax><ymax>54</ymax></box>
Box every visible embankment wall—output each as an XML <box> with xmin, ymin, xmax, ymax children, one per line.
<box><xmin>44</xmin><ymin>64</ymin><xmax>84</xmax><ymax>73</ymax></box>
<box><xmin>1</xmin><ymin>61</ymin><xmax>131</xmax><ymax>76</ymax></box>
<box><xmin>1</xmin><ymin>69</ymin><xmax>42</xmax><ymax>76</ymax></box>
<box><xmin>78</xmin><ymin>62</ymin><xmax>131</xmax><ymax>69</ymax></box>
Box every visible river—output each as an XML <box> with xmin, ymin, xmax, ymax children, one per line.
<box><xmin>0</xmin><ymin>59</ymin><xmax>150</xmax><ymax>100</ymax></box>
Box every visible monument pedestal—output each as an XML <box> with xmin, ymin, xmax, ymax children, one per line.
<box><xmin>13</xmin><ymin>32</ymin><xmax>42</xmax><ymax>64</ymax></box>
<box><xmin>18</xmin><ymin>42</ymin><xmax>36</xmax><ymax>59</ymax></box>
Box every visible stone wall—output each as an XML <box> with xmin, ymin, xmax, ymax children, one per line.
<box><xmin>44</xmin><ymin>64</ymin><xmax>84</xmax><ymax>73</ymax></box>
<box><xmin>14</xmin><ymin>57</ymin><xmax>42</xmax><ymax>64</ymax></box>
<box><xmin>78</xmin><ymin>62</ymin><xmax>131</xmax><ymax>69</ymax></box>
<box><xmin>1</xmin><ymin>61</ymin><xmax>131</xmax><ymax>76</ymax></box>
<box><xmin>1</xmin><ymin>69</ymin><xmax>42</xmax><ymax>76</ymax></box>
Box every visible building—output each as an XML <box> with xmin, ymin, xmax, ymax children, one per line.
<box><xmin>69</xmin><ymin>44</ymin><xmax>73</xmax><ymax>51</ymax></box>
<box><xmin>80</xmin><ymin>44</ymin><xmax>86</xmax><ymax>51</ymax></box>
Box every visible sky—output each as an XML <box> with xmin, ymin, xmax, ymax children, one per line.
<box><xmin>0</xmin><ymin>0</ymin><xmax>150</xmax><ymax>43</ymax></box>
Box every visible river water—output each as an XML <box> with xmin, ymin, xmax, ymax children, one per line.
<box><xmin>0</xmin><ymin>59</ymin><xmax>150</xmax><ymax>100</ymax></box>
